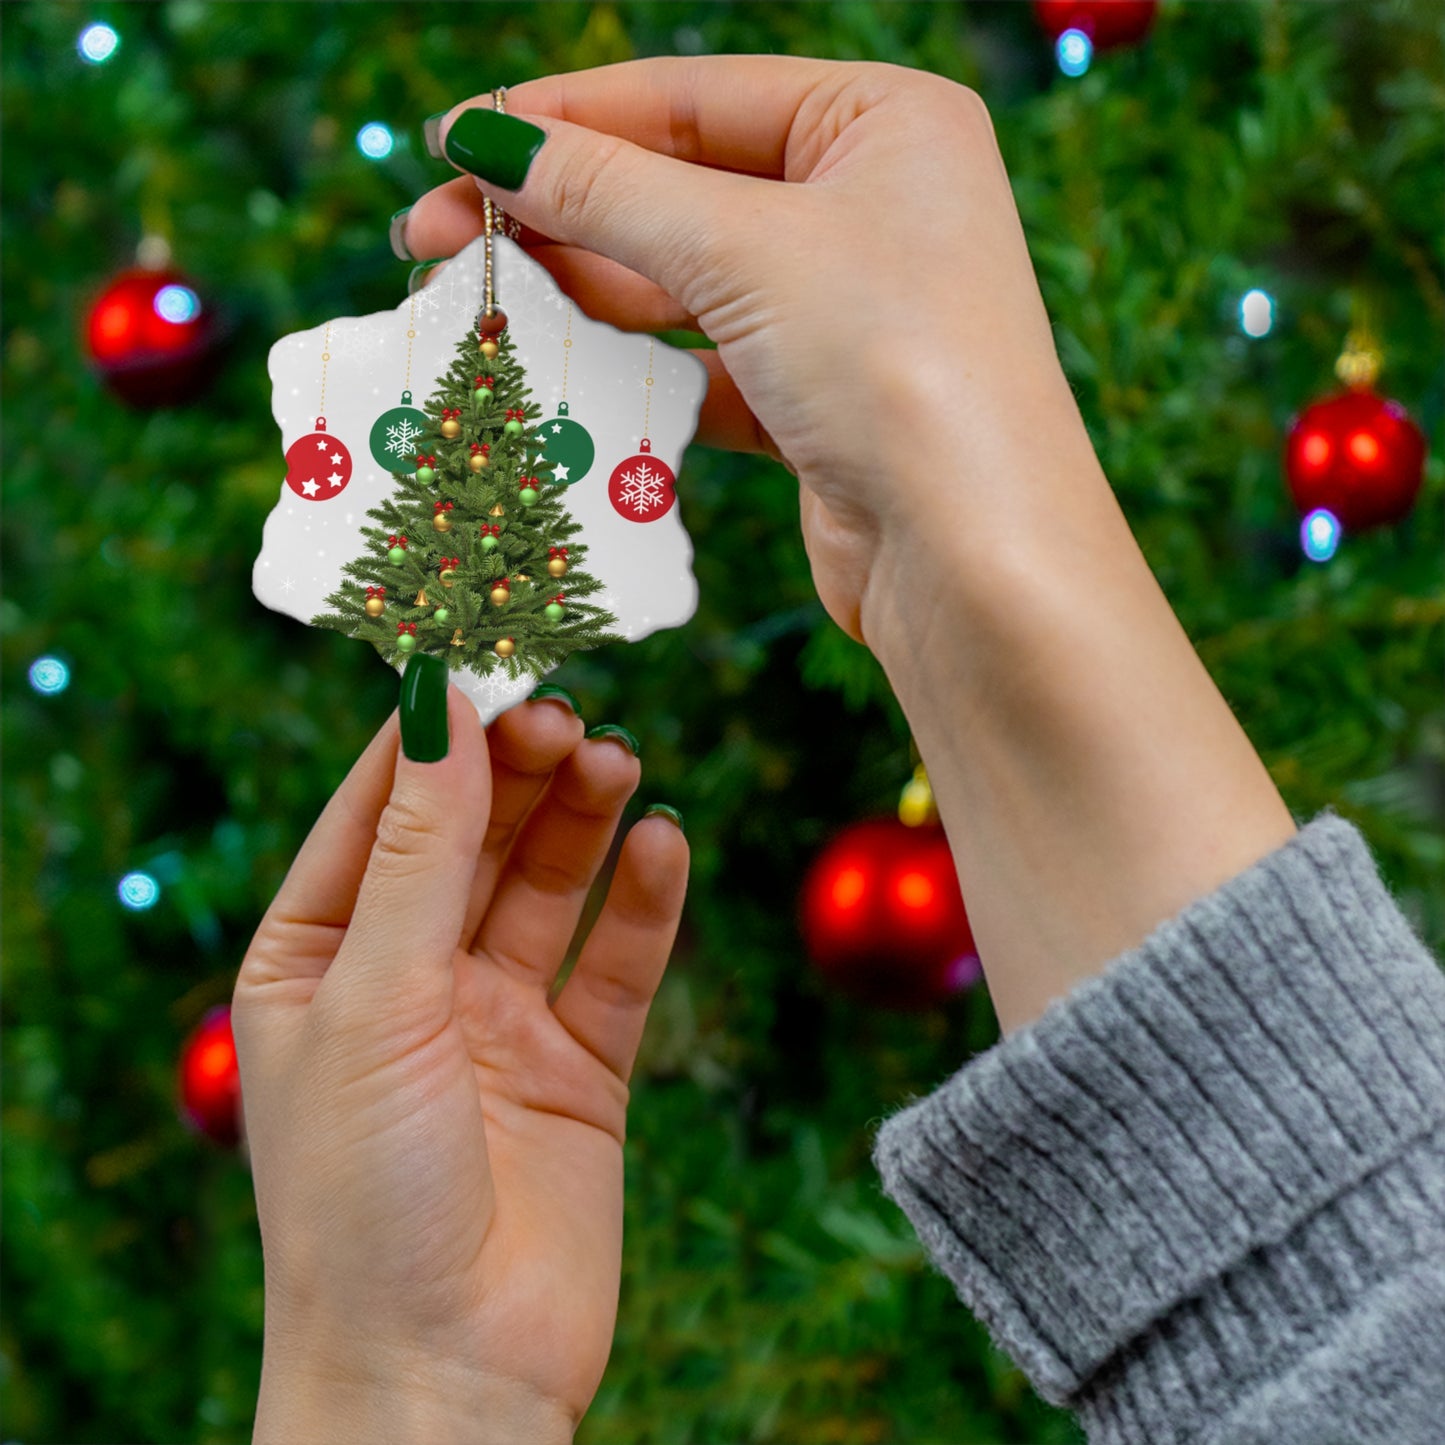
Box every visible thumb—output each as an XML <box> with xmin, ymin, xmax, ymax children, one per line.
<box><xmin>323</xmin><ymin>659</ymin><xmax>489</xmax><ymax>1031</ymax></box>
<box><xmin>439</xmin><ymin>103</ymin><xmax>765</xmax><ymax>320</ymax></box>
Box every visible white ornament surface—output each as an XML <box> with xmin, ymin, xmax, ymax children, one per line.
<box><xmin>256</xmin><ymin>235</ymin><xmax>708</xmax><ymax>724</ymax></box>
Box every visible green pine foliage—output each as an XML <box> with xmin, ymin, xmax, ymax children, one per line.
<box><xmin>312</xmin><ymin>320</ymin><xmax>620</xmax><ymax>679</ymax></box>
<box><xmin>3</xmin><ymin>4</ymin><xmax>1440</xmax><ymax>1444</ymax></box>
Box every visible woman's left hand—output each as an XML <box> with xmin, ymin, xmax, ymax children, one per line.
<box><xmin>232</xmin><ymin>688</ymin><xmax>687</xmax><ymax>1443</ymax></box>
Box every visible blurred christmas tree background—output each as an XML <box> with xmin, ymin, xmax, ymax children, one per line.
<box><xmin>2</xmin><ymin>2</ymin><xmax>1440</xmax><ymax>1441</ymax></box>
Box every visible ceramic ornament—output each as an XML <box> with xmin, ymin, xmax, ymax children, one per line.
<box><xmin>255</xmin><ymin>232</ymin><xmax>708</xmax><ymax>722</ymax></box>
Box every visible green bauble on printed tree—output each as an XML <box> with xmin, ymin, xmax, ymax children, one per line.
<box><xmin>313</xmin><ymin>313</ymin><xmax>620</xmax><ymax>680</ymax></box>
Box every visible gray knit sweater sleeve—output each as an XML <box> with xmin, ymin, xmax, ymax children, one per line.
<box><xmin>871</xmin><ymin>812</ymin><xmax>1445</xmax><ymax>1444</ymax></box>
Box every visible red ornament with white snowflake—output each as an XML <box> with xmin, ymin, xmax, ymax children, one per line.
<box><xmin>608</xmin><ymin>438</ymin><xmax>676</xmax><ymax>523</ymax></box>
<box><xmin>285</xmin><ymin>417</ymin><xmax>353</xmax><ymax>502</ymax></box>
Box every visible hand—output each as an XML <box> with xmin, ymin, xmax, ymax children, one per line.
<box><xmin>404</xmin><ymin>56</ymin><xmax>1080</xmax><ymax>642</ymax></box>
<box><xmin>405</xmin><ymin>59</ymin><xmax>1295</xmax><ymax>1037</ymax></box>
<box><xmin>232</xmin><ymin>690</ymin><xmax>687</xmax><ymax>1442</ymax></box>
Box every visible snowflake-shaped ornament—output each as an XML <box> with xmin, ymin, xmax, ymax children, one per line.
<box><xmin>608</xmin><ymin>439</ymin><xmax>677</xmax><ymax>522</ymax></box>
<box><xmin>259</xmin><ymin>232</ymin><xmax>706</xmax><ymax>727</ymax></box>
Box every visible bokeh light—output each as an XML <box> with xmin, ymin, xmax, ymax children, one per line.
<box><xmin>1301</xmin><ymin>508</ymin><xmax>1342</xmax><ymax>563</ymax></box>
<box><xmin>28</xmin><ymin>656</ymin><xmax>71</xmax><ymax>695</ymax></box>
<box><xmin>118</xmin><ymin>872</ymin><xmax>161</xmax><ymax>910</ymax></box>
<box><xmin>78</xmin><ymin>22</ymin><xmax>119</xmax><ymax>64</ymax></box>
<box><xmin>1240</xmin><ymin>288</ymin><xmax>1274</xmax><ymax>337</ymax></box>
<box><xmin>1057</xmin><ymin>29</ymin><xmax>1093</xmax><ymax>76</ymax></box>
<box><xmin>356</xmin><ymin>122</ymin><xmax>394</xmax><ymax>159</ymax></box>
<box><xmin>153</xmin><ymin>284</ymin><xmax>201</xmax><ymax>324</ymax></box>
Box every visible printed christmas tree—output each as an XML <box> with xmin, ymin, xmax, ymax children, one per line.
<box><xmin>313</xmin><ymin>316</ymin><xmax>620</xmax><ymax>680</ymax></box>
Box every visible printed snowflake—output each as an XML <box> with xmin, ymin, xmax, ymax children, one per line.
<box><xmin>412</xmin><ymin>282</ymin><xmax>443</xmax><ymax>316</ymax></box>
<box><xmin>479</xmin><ymin>670</ymin><xmax>530</xmax><ymax>707</ymax></box>
<box><xmin>619</xmin><ymin>460</ymin><xmax>667</xmax><ymax>512</ymax></box>
<box><xmin>385</xmin><ymin>416</ymin><xmax>426</xmax><ymax>458</ymax></box>
<box><xmin>334</xmin><ymin>319</ymin><xmax>388</xmax><ymax>366</ymax></box>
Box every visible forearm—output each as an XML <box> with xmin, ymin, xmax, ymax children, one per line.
<box><xmin>863</xmin><ymin>376</ymin><xmax>1296</xmax><ymax>1034</ymax></box>
<box><xmin>254</xmin><ymin>1342</ymin><xmax>575</xmax><ymax>1445</ymax></box>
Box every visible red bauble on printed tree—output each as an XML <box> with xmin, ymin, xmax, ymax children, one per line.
<box><xmin>85</xmin><ymin>266</ymin><xmax>220</xmax><ymax>407</ymax></box>
<box><xmin>800</xmin><ymin>818</ymin><xmax>981</xmax><ymax>1011</ymax></box>
<box><xmin>1284</xmin><ymin>388</ymin><xmax>1426</xmax><ymax>533</ymax></box>
<box><xmin>1033</xmin><ymin>0</ymin><xmax>1158</xmax><ymax>50</ymax></box>
<box><xmin>177</xmin><ymin>1005</ymin><xmax>243</xmax><ymax>1148</ymax></box>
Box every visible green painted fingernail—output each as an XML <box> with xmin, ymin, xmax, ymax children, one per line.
<box><xmin>443</xmin><ymin>107</ymin><xmax>546</xmax><ymax>192</ymax></box>
<box><xmin>389</xmin><ymin>206</ymin><xmax>413</xmax><ymax>261</ymax></box>
<box><xmin>423</xmin><ymin>112</ymin><xmax>447</xmax><ymax>159</ymax></box>
<box><xmin>585</xmin><ymin>723</ymin><xmax>639</xmax><ymax>756</ymax></box>
<box><xmin>644</xmin><ymin>804</ymin><xmax>684</xmax><ymax>834</ymax></box>
<box><xmin>400</xmin><ymin>653</ymin><xmax>449</xmax><ymax>762</ymax></box>
<box><xmin>407</xmin><ymin>258</ymin><xmax>448</xmax><ymax>295</ymax></box>
<box><xmin>530</xmin><ymin>683</ymin><xmax>581</xmax><ymax>716</ymax></box>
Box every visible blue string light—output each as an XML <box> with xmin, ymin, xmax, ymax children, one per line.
<box><xmin>1240</xmin><ymin>288</ymin><xmax>1274</xmax><ymax>338</ymax></box>
<box><xmin>356</xmin><ymin>122</ymin><xmax>395</xmax><ymax>160</ymax></box>
<box><xmin>28</xmin><ymin>657</ymin><xmax>71</xmax><ymax>695</ymax></box>
<box><xmin>118</xmin><ymin>872</ymin><xmax>161</xmax><ymax>911</ymax></box>
<box><xmin>1301</xmin><ymin>508</ymin><xmax>1341</xmax><ymax>563</ymax></box>
<box><xmin>154</xmin><ymin>284</ymin><xmax>201</xmax><ymax>324</ymax></box>
<box><xmin>78</xmin><ymin>22</ymin><xmax>120</xmax><ymax>64</ymax></box>
<box><xmin>1057</xmin><ymin>28</ymin><xmax>1093</xmax><ymax>77</ymax></box>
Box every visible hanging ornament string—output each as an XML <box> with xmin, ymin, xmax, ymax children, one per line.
<box><xmin>368</xmin><ymin>293</ymin><xmax>429</xmax><ymax>474</ymax></box>
<box><xmin>477</xmin><ymin>98</ymin><xmax>511</xmax><ymax>362</ymax></box>
<box><xmin>284</xmin><ymin>321</ymin><xmax>355</xmax><ymax>502</ymax></box>
<box><xmin>541</xmin><ymin>298</ymin><xmax>596</xmax><ymax>485</ymax></box>
<box><xmin>608</xmin><ymin>337</ymin><xmax>678</xmax><ymax>522</ymax></box>
<box><xmin>319</xmin><ymin>321</ymin><xmax>331</xmax><ymax>415</ymax></box>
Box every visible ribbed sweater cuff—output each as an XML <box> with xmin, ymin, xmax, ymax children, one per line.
<box><xmin>871</xmin><ymin>812</ymin><xmax>1445</xmax><ymax>1412</ymax></box>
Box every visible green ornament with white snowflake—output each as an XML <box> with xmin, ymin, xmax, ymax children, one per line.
<box><xmin>368</xmin><ymin>389</ymin><xmax>430</xmax><ymax>475</ymax></box>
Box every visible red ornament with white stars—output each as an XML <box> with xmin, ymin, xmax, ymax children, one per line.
<box><xmin>1284</xmin><ymin>388</ymin><xmax>1426</xmax><ymax>532</ymax></box>
<box><xmin>608</xmin><ymin>437</ymin><xmax>676</xmax><ymax>522</ymax></box>
<box><xmin>284</xmin><ymin>416</ymin><xmax>353</xmax><ymax>502</ymax></box>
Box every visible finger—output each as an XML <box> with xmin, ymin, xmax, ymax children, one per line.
<box><xmin>437</xmin><ymin>103</ymin><xmax>767</xmax><ymax>317</ymax></box>
<box><xmin>504</xmin><ymin>56</ymin><xmax>849</xmax><ymax>178</ymax></box>
<box><xmin>691</xmin><ymin>350</ymin><xmax>791</xmax><ymax>466</ymax></box>
<box><xmin>324</xmin><ymin>685</ymin><xmax>491</xmax><ymax>1029</ymax></box>
<box><xmin>460</xmin><ymin>693</ymin><xmax>587</xmax><ymax>948</ymax></box>
<box><xmin>237</xmin><ymin>712</ymin><xmax>402</xmax><ymax>990</ymax></box>
<box><xmin>402</xmin><ymin>174</ymin><xmax>699</xmax><ymax>330</ymax></box>
<box><xmin>471</xmin><ymin>735</ymin><xmax>641</xmax><ymax>991</ymax></box>
<box><xmin>400</xmin><ymin>174</ymin><xmax>555</xmax><ymax>256</ymax></box>
<box><xmin>551</xmin><ymin>814</ymin><xmax>689</xmax><ymax>1082</ymax></box>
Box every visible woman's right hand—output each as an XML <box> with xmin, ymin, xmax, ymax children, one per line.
<box><xmin>402</xmin><ymin>56</ymin><xmax>1091</xmax><ymax>644</ymax></box>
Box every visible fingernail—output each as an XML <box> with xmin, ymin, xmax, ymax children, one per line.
<box><xmin>443</xmin><ymin>107</ymin><xmax>547</xmax><ymax>192</ymax></box>
<box><xmin>585</xmin><ymin>723</ymin><xmax>639</xmax><ymax>757</ymax></box>
<box><xmin>389</xmin><ymin>206</ymin><xmax>413</xmax><ymax>261</ymax></box>
<box><xmin>644</xmin><ymin>804</ymin><xmax>684</xmax><ymax>834</ymax></box>
<box><xmin>530</xmin><ymin>683</ymin><xmax>582</xmax><ymax>716</ymax></box>
<box><xmin>408</xmin><ymin>258</ymin><xmax>448</xmax><ymax>295</ymax></box>
<box><xmin>400</xmin><ymin>653</ymin><xmax>449</xmax><ymax>762</ymax></box>
<box><xmin>423</xmin><ymin>112</ymin><xmax>447</xmax><ymax>160</ymax></box>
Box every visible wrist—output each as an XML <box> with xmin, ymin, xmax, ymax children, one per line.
<box><xmin>254</xmin><ymin>1343</ymin><xmax>575</xmax><ymax>1445</ymax></box>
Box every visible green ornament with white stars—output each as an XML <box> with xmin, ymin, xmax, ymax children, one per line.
<box><xmin>539</xmin><ymin>401</ymin><xmax>594</xmax><ymax>485</ymax></box>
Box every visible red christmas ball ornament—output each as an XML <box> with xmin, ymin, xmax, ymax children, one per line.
<box><xmin>1033</xmin><ymin>0</ymin><xmax>1157</xmax><ymax>49</ymax></box>
<box><xmin>284</xmin><ymin>417</ymin><xmax>354</xmax><ymax>502</ymax></box>
<box><xmin>85</xmin><ymin>266</ymin><xmax>220</xmax><ymax>407</ymax></box>
<box><xmin>800</xmin><ymin>818</ymin><xmax>980</xmax><ymax>1010</ymax></box>
<box><xmin>608</xmin><ymin>437</ymin><xmax>677</xmax><ymax>523</ymax></box>
<box><xmin>177</xmin><ymin>1005</ymin><xmax>242</xmax><ymax>1148</ymax></box>
<box><xmin>1284</xmin><ymin>388</ymin><xmax>1426</xmax><ymax>533</ymax></box>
